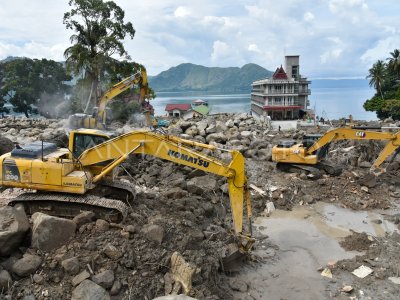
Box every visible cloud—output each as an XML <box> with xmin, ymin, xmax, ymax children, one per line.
<box><xmin>0</xmin><ymin>0</ymin><xmax>399</xmax><ymax>78</ymax></box>
<box><xmin>248</xmin><ymin>44</ymin><xmax>262</xmax><ymax>54</ymax></box>
<box><xmin>211</xmin><ymin>41</ymin><xmax>230</xmax><ymax>62</ymax></box>
<box><xmin>303</xmin><ymin>12</ymin><xmax>315</xmax><ymax>22</ymax></box>
<box><xmin>361</xmin><ymin>36</ymin><xmax>400</xmax><ymax>64</ymax></box>
<box><xmin>0</xmin><ymin>41</ymin><xmax>67</xmax><ymax>61</ymax></box>
<box><xmin>174</xmin><ymin>6</ymin><xmax>191</xmax><ymax>18</ymax></box>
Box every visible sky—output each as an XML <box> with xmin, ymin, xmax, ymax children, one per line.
<box><xmin>0</xmin><ymin>0</ymin><xmax>399</xmax><ymax>78</ymax></box>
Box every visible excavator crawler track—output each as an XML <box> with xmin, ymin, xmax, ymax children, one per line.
<box><xmin>7</xmin><ymin>192</ymin><xmax>129</xmax><ymax>223</ymax></box>
<box><xmin>276</xmin><ymin>162</ymin><xmax>322</xmax><ymax>179</ymax></box>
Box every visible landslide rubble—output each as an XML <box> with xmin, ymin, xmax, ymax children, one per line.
<box><xmin>0</xmin><ymin>114</ymin><xmax>400</xmax><ymax>300</ymax></box>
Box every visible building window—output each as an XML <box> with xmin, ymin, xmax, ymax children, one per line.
<box><xmin>292</xmin><ymin>65</ymin><xmax>298</xmax><ymax>79</ymax></box>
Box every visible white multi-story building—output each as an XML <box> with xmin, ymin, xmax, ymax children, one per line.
<box><xmin>251</xmin><ymin>55</ymin><xmax>311</xmax><ymax>120</ymax></box>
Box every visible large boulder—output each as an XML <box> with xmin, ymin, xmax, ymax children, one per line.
<box><xmin>72</xmin><ymin>280</ymin><xmax>110</xmax><ymax>300</ymax></box>
<box><xmin>11</xmin><ymin>254</ymin><xmax>42</xmax><ymax>277</ymax></box>
<box><xmin>31</xmin><ymin>213</ymin><xmax>76</xmax><ymax>252</ymax></box>
<box><xmin>0</xmin><ymin>135</ymin><xmax>14</xmax><ymax>155</ymax></box>
<box><xmin>0</xmin><ymin>205</ymin><xmax>30</xmax><ymax>256</ymax></box>
<box><xmin>187</xmin><ymin>175</ymin><xmax>218</xmax><ymax>195</ymax></box>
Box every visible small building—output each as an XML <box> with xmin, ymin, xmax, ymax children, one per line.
<box><xmin>251</xmin><ymin>55</ymin><xmax>311</xmax><ymax>120</ymax></box>
<box><xmin>165</xmin><ymin>104</ymin><xmax>193</xmax><ymax>119</ymax></box>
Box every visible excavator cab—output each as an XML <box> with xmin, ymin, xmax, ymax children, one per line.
<box><xmin>302</xmin><ymin>134</ymin><xmax>330</xmax><ymax>160</ymax></box>
<box><xmin>68</xmin><ymin>130</ymin><xmax>110</xmax><ymax>159</ymax></box>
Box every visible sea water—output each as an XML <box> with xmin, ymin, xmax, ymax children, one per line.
<box><xmin>152</xmin><ymin>79</ymin><xmax>377</xmax><ymax>121</ymax></box>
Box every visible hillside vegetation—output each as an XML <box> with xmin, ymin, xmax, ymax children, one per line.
<box><xmin>149</xmin><ymin>63</ymin><xmax>273</xmax><ymax>93</ymax></box>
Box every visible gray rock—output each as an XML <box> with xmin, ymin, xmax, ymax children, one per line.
<box><xmin>215</xmin><ymin>121</ymin><xmax>227</xmax><ymax>132</ymax></box>
<box><xmin>110</xmin><ymin>280</ymin><xmax>122</xmax><ymax>296</ymax></box>
<box><xmin>0</xmin><ymin>135</ymin><xmax>14</xmax><ymax>155</ymax></box>
<box><xmin>240</xmin><ymin>130</ymin><xmax>252</xmax><ymax>138</ymax></box>
<box><xmin>11</xmin><ymin>254</ymin><xmax>42</xmax><ymax>277</ymax></box>
<box><xmin>196</xmin><ymin>120</ymin><xmax>208</xmax><ymax>132</ymax></box>
<box><xmin>179</xmin><ymin>121</ymin><xmax>192</xmax><ymax>132</ymax></box>
<box><xmin>72</xmin><ymin>270</ymin><xmax>91</xmax><ymax>287</ymax></box>
<box><xmin>21</xmin><ymin>295</ymin><xmax>36</xmax><ymax>300</ymax></box>
<box><xmin>205</xmin><ymin>133</ymin><xmax>227</xmax><ymax>143</ymax></box>
<box><xmin>61</xmin><ymin>257</ymin><xmax>80</xmax><ymax>275</ymax></box>
<box><xmin>95</xmin><ymin>219</ymin><xmax>110</xmax><ymax>232</ymax></box>
<box><xmin>71</xmin><ymin>280</ymin><xmax>110</xmax><ymax>300</ymax></box>
<box><xmin>33</xmin><ymin>273</ymin><xmax>44</xmax><ymax>284</ymax></box>
<box><xmin>303</xmin><ymin>195</ymin><xmax>315</xmax><ymax>204</ymax></box>
<box><xmin>0</xmin><ymin>270</ymin><xmax>12</xmax><ymax>291</ymax></box>
<box><xmin>125</xmin><ymin>225</ymin><xmax>137</xmax><ymax>233</ymax></box>
<box><xmin>205</xmin><ymin>124</ymin><xmax>216</xmax><ymax>134</ymax></box>
<box><xmin>359</xmin><ymin>174</ymin><xmax>377</xmax><ymax>188</ymax></box>
<box><xmin>92</xmin><ymin>270</ymin><xmax>114</xmax><ymax>289</ymax></box>
<box><xmin>142</xmin><ymin>224</ymin><xmax>164</xmax><ymax>244</ymax></box>
<box><xmin>359</xmin><ymin>161</ymin><xmax>372</xmax><ymax>168</ymax></box>
<box><xmin>0</xmin><ymin>205</ymin><xmax>30</xmax><ymax>256</ymax></box>
<box><xmin>229</xmin><ymin>278</ymin><xmax>248</xmax><ymax>292</ymax></box>
<box><xmin>103</xmin><ymin>243</ymin><xmax>123</xmax><ymax>260</ymax></box>
<box><xmin>185</xmin><ymin>126</ymin><xmax>198</xmax><ymax>137</ymax></box>
<box><xmin>72</xmin><ymin>211</ymin><xmax>95</xmax><ymax>227</ymax></box>
<box><xmin>225</xmin><ymin>119</ymin><xmax>235</xmax><ymax>128</ymax></box>
<box><xmin>162</xmin><ymin>187</ymin><xmax>188</xmax><ymax>199</ymax></box>
<box><xmin>31</xmin><ymin>213</ymin><xmax>76</xmax><ymax>252</ymax></box>
<box><xmin>187</xmin><ymin>175</ymin><xmax>217</xmax><ymax>195</ymax></box>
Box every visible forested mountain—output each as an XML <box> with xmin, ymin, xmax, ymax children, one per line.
<box><xmin>149</xmin><ymin>63</ymin><xmax>273</xmax><ymax>92</ymax></box>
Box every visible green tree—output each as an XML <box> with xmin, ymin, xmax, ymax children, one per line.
<box><xmin>63</xmin><ymin>0</ymin><xmax>135</xmax><ymax>112</ymax></box>
<box><xmin>387</xmin><ymin>49</ymin><xmax>400</xmax><ymax>77</ymax></box>
<box><xmin>366</xmin><ymin>60</ymin><xmax>386</xmax><ymax>100</ymax></box>
<box><xmin>381</xmin><ymin>99</ymin><xmax>400</xmax><ymax>120</ymax></box>
<box><xmin>0</xmin><ymin>58</ymin><xmax>71</xmax><ymax>117</ymax></box>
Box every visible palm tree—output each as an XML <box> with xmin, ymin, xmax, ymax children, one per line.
<box><xmin>367</xmin><ymin>60</ymin><xmax>386</xmax><ymax>100</ymax></box>
<box><xmin>63</xmin><ymin>0</ymin><xmax>135</xmax><ymax>112</ymax></box>
<box><xmin>387</xmin><ymin>49</ymin><xmax>400</xmax><ymax>76</ymax></box>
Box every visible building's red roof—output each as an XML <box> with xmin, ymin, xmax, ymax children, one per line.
<box><xmin>263</xmin><ymin>106</ymin><xmax>302</xmax><ymax>110</ymax></box>
<box><xmin>272</xmin><ymin>65</ymin><xmax>288</xmax><ymax>80</ymax></box>
<box><xmin>165</xmin><ymin>104</ymin><xmax>191</xmax><ymax>111</ymax></box>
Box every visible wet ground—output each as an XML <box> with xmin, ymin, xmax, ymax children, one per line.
<box><xmin>232</xmin><ymin>202</ymin><xmax>399</xmax><ymax>300</ymax></box>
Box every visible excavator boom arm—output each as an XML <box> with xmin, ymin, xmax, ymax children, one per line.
<box><xmin>78</xmin><ymin>130</ymin><xmax>250</xmax><ymax>235</ymax></box>
<box><xmin>306</xmin><ymin>127</ymin><xmax>400</xmax><ymax>169</ymax></box>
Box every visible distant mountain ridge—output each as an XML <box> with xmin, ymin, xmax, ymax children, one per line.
<box><xmin>148</xmin><ymin>63</ymin><xmax>273</xmax><ymax>93</ymax></box>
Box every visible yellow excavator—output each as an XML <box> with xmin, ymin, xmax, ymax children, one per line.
<box><xmin>0</xmin><ymin>129</ymin><xmax>254</xmax><ymax>253</ymax></box>
<box><xmin>69</xmin><ymin>68</ymin><xmax>164</xmax><ymax>129</ymax></box>
<box><xmin>272</xmin><ymin>126</ymin><xmax>400</xmax><ymax>176</ymax></box>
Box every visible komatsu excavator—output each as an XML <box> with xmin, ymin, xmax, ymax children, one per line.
<box><xmin>0</xmin><ymin>129</ymin><xmax>254</xmax><ymax>253</ymax></box>
<box><xmin>272</xmin><ymin>126</ymin><xmax>400</xmax><ymax>176</ymax></box>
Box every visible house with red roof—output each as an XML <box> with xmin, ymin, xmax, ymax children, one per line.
<box><xmin>165</xmin><ymin>103</ymin><xmax>193</xmax><ymax>119</ymax></box>
<box><xmin>251</xmin><ymin>55</ymin><xmax>311</xmax><ymax>120</ymax></box>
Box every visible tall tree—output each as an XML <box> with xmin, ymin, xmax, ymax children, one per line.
<box><xmin>366</xmin><ymin>60</ymin><xmax>386</xmax><ymax>100</ymax></box>
<box><xmin>63</xmin><ymin>0</ymin><xmax>135</xmax><ymax>112</ymax></box>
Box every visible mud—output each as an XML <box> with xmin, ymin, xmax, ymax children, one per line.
<box><xmin>0</xmin><ymin>114</ymin><xmax>400</xmax><ymax>299</ymax></box>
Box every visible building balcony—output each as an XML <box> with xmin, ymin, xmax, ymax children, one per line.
<box><xmin>298</xmin><ymin>89</ymin><xmax>311</xmax><ymax>95</ymax></box>
<box><xmin>252</xmin><ymin>91</ymin><xmax>298</xmax><ymax>96</ymax></box>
